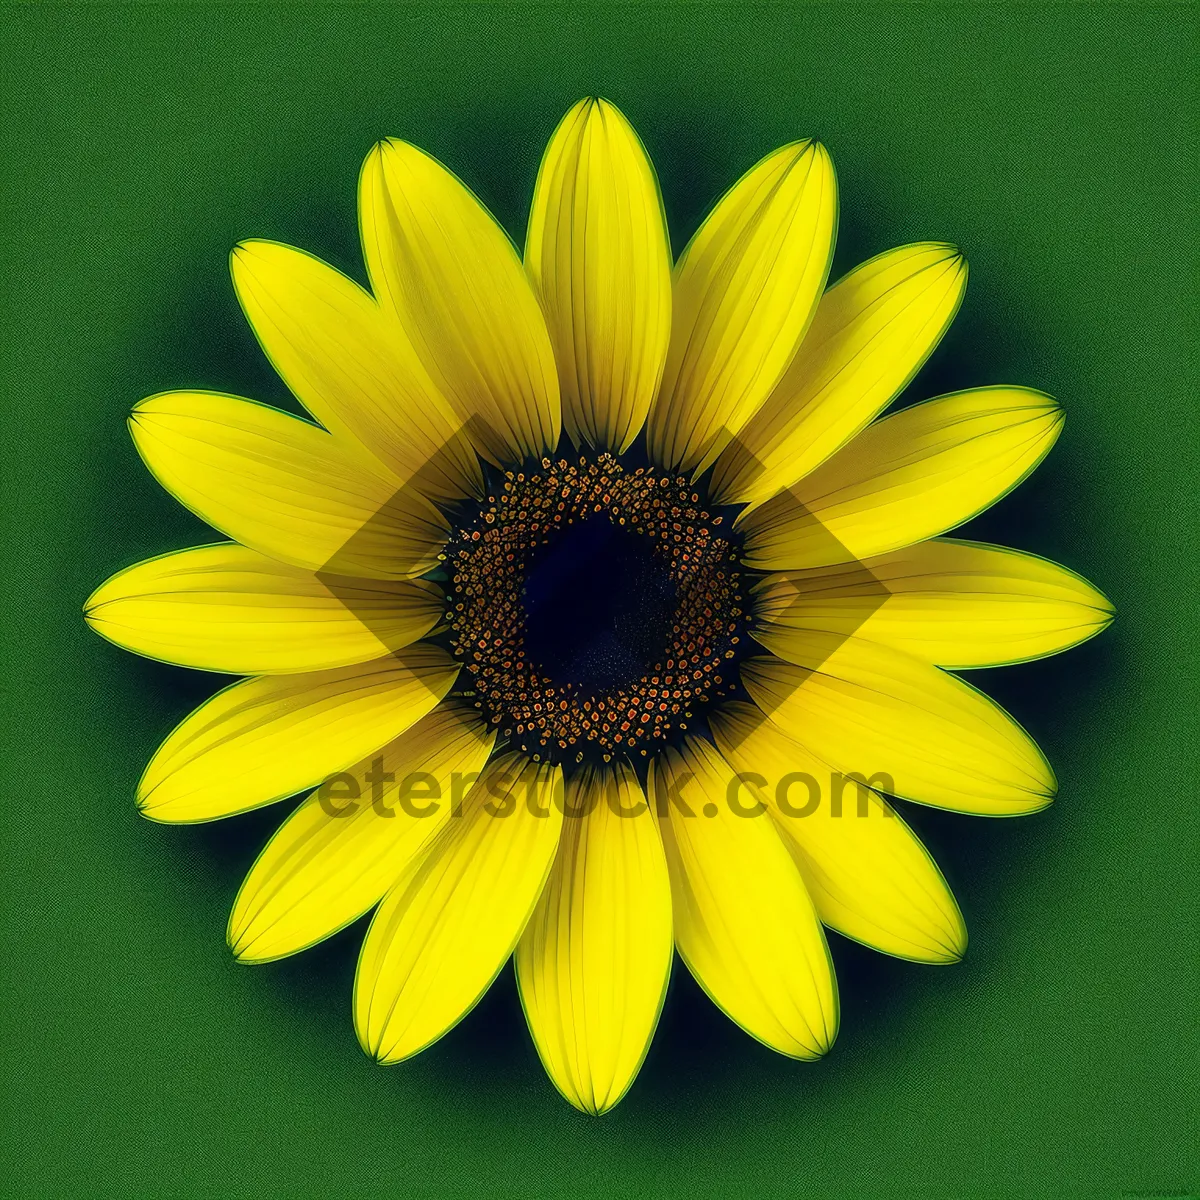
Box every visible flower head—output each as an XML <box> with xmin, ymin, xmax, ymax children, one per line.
<box><xmin>86</xmin><ymin>98</ymin><xmax>1111</xmax><ymax>1114</ymax></box>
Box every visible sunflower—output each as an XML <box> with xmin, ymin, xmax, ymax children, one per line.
<box><xmin>85</xmin><ymin>98</ymin><xmax>1112</xmax><ymax>1114</ymax></box>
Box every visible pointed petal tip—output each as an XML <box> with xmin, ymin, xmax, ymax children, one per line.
<box><xmin>917</xmin><ymin>943</ymin><xmax>965</xmax><ymax>967</ymax></box>
<box><xmin>361</xmin><ymin>139</ymin><xmax>385</xmax><ymax>173</ymax></box>
<box><xmin>368</xmin><ymin>1039</ymin><xmax>411</xmax><ymax>1067</ymax></box>
<box><xmin>362</xmin><ymin>138</ymin><xmax>398</xmax><ymax>179</ymax></box>
<box><xmin>1075</xmin><ymin>580</ymin><xmax>1116</xmax><ymax>628</ymax></box>
<box><xmin>994</xmin><ymin>385</ymin><xmax>1059</xmax><ymax>413</ymax></box>
<box><xmin>228</xmin><ymin>937</ymin><xmax>257</xmax><ymax>966</ymax></box>
<box><xmin>353</xmin><ymin>1019</ymin><xmax>387</xmax><ymax>1065</ymax></box>
<box><xmin>942</xmin><ymin>940</ymin><xmax>967</xmax><ymax>966</ymax></box>
<box><xmin>374</xmin><ymin>135</ymin><xmax>417</xmax><ymax>162</ymax></box>
<box><xmin>928</xmin><ymin>918</ymin><xmax>968</xmax><ymax>965</ymax></box>
<box><xmin>1025</xmin><ymin>783</ymin><xmax>1057</xmax><ymax>815</ymax></box>
<box><xmin>229</xmin><ymin>238</ymin><xmax>272</xmax><ymax>272</ymax></box>
<box><xmin>903</xmin><ymin>240</ymin><xmax>965</xmax><ymax>268</ymax></box>
<box><xmin>81</xmin><ymin>586</ymin><xmax>104</xmax><ymax>623</ymax></box>
<box><xmin>809</xmin><ymin>139</ymin><xmax>835</xmax><ymax>169</ymax></box>
<box><xmin>134</xmin><ymin>775</ymin><xmax>194</xmax><ymax>824</ymax></box>
<box><xmin>134</xmin><ymin>795</ymin><xmax>160</xmax><ymax>821</ymax></box>
<box><xmin>772</xmin><ymin>136</ymin><xmax>823</xmax><ymax>166</ymax></box>
<box><xmin>225</xmin><ymin>911</ymin><xmax>259</xmax><ymax>963</ymax></box>
<box><xmin>1004</xmin><ymin>387</ymin><xmax>1065</xmax><ymax>432</ymax></box>
<box><xmin>135</xmin><ymin>802</ymin><xmax>179</xmax><ymax>826</ymax></box>
<box><xmin>128</xmin><ymin>392</ymin><xmax>171</xmax><ymax>426</ymax></box>
<box><xmin>587</xmin><ymin>95</ymin><xmax>628</xmax><ymax>130</ymax></box>
<box><xmin>934</xmin><ymin>242</ymin><xmax>967</xmax><ymax>270</ymax></box>
<box><xmin>233</xmin><ymin>941</ymin><xmax>291</xmax><ymax>966</ymax></box>
<box><xmin>1037</xmin><ymin>390</ymin><xmax>1063</xmax><ymax>415</ymax></box>
<box><xmin>800</xmin><ymin>1024</ymin><xmax>838</xmax><ymax>1061</ymax></box>
<box><xmin>571</xmin><ymin>96</ymin><xmax>610</xmax><ymax>137</ymax></box>
<box><xmin>556</xmin><ymin>1086</ymin><xmax>604</xmax><ymax>1117</ymax></box>
<box><xmin>554</xmin><ymin>1072</ymin><xmax>637</xmax><ymax>1117</ymax></box>
<box><xmin>360</xmin><ymin>1034</ymin><xmax>386</xmax><ymax>1065</ymax></box>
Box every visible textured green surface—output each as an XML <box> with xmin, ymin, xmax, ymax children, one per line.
<box><xmin>2</xmin><ymin>2</ymin><xmax>1197</xmax><ymax>1196</ymax></box>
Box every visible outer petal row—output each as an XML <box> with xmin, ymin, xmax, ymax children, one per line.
<box><xmin>740</xmin><ymin>386</ymin><xmax>1064</xmax><ymax>570</ymax></box>
<box><xmin>711</xmin><ymin>242</ymin><xmax>967</xmax><ymax>508</ymax></box>
<box><xmin>138</xmin><ymin>646</ymin><xmax>458</xmax><ymax>823</ymax></box>
<box><xmin>526</xmin><ymin>98</ymin><xmax>672</xmax><ymax>455</ymax></box>
<box><xmin>649</xmin><ymin>738</ymin><xmax>839</xmax><ymax>1058</ymax></box>
<box><xmin>130</xmin><ymin>392</ymin><xmax>447</xmax><ymax>580</ymax></box>
<box><xmin>85</xmin><ymin>543</ymin><xmax>444</xmax><ymax>674</ymax></box>
<box><xmin>743</xmin><ymin>631</ymin><xmax>1055</xmax><ymax>816</ymax></box>
<box><xmin>355</xmin><ymin>754</ymin><xmax>564</xmax><ymax>1063</ymax></box>
<box><xmin>516</xmin><ymin>762</ymin><xmax>672</xmax><ymax>1114</ymax></box>
<box><xmin>231</xmin><ymin>239</ymin><xmax>483</xmax><ymax>502</ymax></box>
<box><xmin>711</xmin><ymin>701</ymin><xmax>966</xmax><ymax>964</ymax></box>
<box><xmin>754</xmin><ymin>537</ymin><xmax>1113</xmax><ymax>669</ymax></box>
<box><xmin>108</xmin><ymin>104</ymin><xmax>1103</xmax><ymax>1122</ymax></box>
<box><xmin>230</xmin><ymin>702</ymin><xmax>496</xmax><ymax>963</ymax></box>
<box><xmin>360</xmin><ymin>139</ymin><xmax>561</xmax><ymax>466</ymax></box>
<box><xmin>647</xmin><ymin>139</ymin><xmax>837</xmax><ymax>475</ymax></box>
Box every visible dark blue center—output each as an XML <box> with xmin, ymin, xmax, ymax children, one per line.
<box><xmin>522</xmin><ymin>516</ymin><xmax>678</xmax><ymax>692</ymax></box>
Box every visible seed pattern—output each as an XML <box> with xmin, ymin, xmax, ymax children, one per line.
<box><xmin>445</xmin><ymin>454</ymin><xmax>745</xmax><ymax>765</ymax></box>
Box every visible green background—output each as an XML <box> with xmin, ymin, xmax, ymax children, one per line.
<box><xmin>2</xmin><ymin>2</ymin><xmax>1196</xmax><ymax>1195</ymax></box>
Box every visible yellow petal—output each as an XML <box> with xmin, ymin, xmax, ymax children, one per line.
<box><xmin>515</xmin><ymin>762</ymin><xmax>672</xmax><ymax>1114</ymax></box>
<box><xmin>742</xmin><ymin>632</ymin><xmax>1054</xmax><ymax>815</ymax></box>
<box><xmin>355</xmin><ymin>754</ymin><xmax>563</xmax><ymax>1063</ymax></box>
<box><xmin>710</xmin><ymin>702</ymin><xmax>966</xmax><ymax>963</ymax></box>
<box><xmin>525</xmin><ymin>98</ymin><xmax>671</xmax><ymax>455</ymax></box>
<box><xmin>229</xmin><ymin>702</ymin><xmax>495</xmax><ymax>963</ymax></box>
<box><xmin>84</xmin><ymin>543</ymin><xmax>443</xmax><ymax>674</ymax></box>
<box><xmin>754</xmin><ymin>537</ymin><xmax>1114</xmax><ymax>668</ymax></box>
<box><xmin>740</xmin><ymin>387</ymin><xmax>1063</xmax><ymax>570</ymax></box>
<box><xmin>646</xmin><ymin>140</ymin><xmax>836</xmax><ymax>474</ymax></box>
<box><xmin>231</xmin><ymin>239</ymin><xmax>482</xmax><ymax>502</ymax></box>
<box><xmin>137</xmin><ymin>646</ymin><xmax>458</xmax><ymax>823</ymax></box>
<box><xmin>711</xmin><ymin>243</ymin><xmax>967</xmax><ymax>508</ymax></box>
<box><xmin>130</xmin><ymin>392</ymin><xmax>447</xmax><ymax>580</ymax></box>
<box><xmin>360</xmin><ymin>139</ymin><xmax>560</xmax><ymax>466</ymax></box>
<box><xmin>648</xmin><ymin>738</ymin><xmax>837</xmax><ymax>1058</ymax></box>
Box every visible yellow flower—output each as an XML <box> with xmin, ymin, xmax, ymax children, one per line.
<box><xmin>85</xmin><ymin>98</ymin><xmax>1112</xmax><ymax>1114</ymax></box>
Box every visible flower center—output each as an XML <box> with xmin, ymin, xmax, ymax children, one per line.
<box><xmin>523</xmin><ymin>516</ymin><xmax>680</xmax><ymax>691</ymax></box>
<box><xmin>446</xmin><ymin>453</ymin><xmax>747</xmax><ymax>765</ymax></box>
